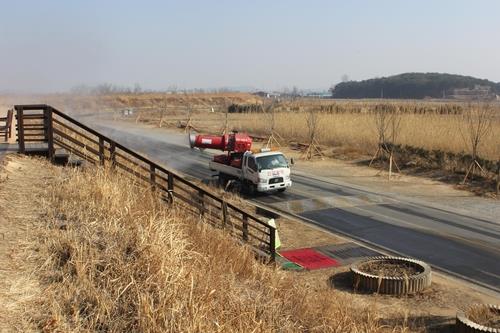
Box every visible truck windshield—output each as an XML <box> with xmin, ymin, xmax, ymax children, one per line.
<box><xmin>256</xmin><ymin>154</ymin><xmax>288</xmax><ymax>170</ymax></box>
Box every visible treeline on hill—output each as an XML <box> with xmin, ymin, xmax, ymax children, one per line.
<box><xmin>330</xmin><ymin>73</ymin><xmax>500</xmax><ymax>99</ymax></box>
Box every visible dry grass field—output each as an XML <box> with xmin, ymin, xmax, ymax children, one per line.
<box><xmin>0</xmin><ymin>156</ymin><xmax>403</xmax><ymax>332</ymax></box>
<box><xmin>1</xmin><ymin>93</ymin><xmax>498</xmax><ymax>184</ymax></box>
<box><xmin>2</xmin><ymin>93</ymin><xmax>498</xmax><ymax>163</ymax></box>
<box><xmin>50</xmin><ymin>94</ymin><xmax>495</xmax><ymax>163</ymax></box>
<box><xmin>218</xmin><ymin>112</ymin><xmax>499</xmax><ymax>160</ymax></box>
<box><xmin>1</xmin><ymin>156</ymin><xmax>497</xmax><ymax>332</ymax></box>
<box><xmin>127</xmin><ymin>98</ymin><xmax>499</xmax><ymax>163</ymax></box>
<box><xmin>126</xmin><ymin>96</ymin><xmax>499</xmax><ymax>193</ymax></box>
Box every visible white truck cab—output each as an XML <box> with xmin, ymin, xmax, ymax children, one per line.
<box><xmin>207</xmin><ymin>147</ymin><xmax>292</xmax><ymax>194</ymax></box>
<box><xmin>242</xmin><ymin>151</ymin><xmax>292</xmax><ymax>192</ymax></box>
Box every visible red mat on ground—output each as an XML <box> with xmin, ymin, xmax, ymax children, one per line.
<box><xmin>280</xmin><ymin>248</ymin><xmax>340</xmax><ymax>270</ymax></box>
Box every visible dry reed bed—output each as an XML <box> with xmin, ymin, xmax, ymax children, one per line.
<box><xmin>5</xmin><ymin>93</ymin><xmax>498</xmax><ymax>160</ymax></box>
<box><xmin>25</xmin><ymin>160</ymin><xmax>418</xmax><ymax>332</ymax></box>
<box><xmin>127</xmin><ymin>98</ymin><xmax>500</xmax><ymax>161</ymax></box>
<box><xmin>190</xmin><ymin>112</ymin><xmax>500</xmax><ymax>161</ymax></box>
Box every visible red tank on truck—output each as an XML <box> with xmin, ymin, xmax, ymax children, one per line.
<box><xmin>189</xmin><ymin>132</ymin><xmax>293</xmax><ymax>194</ymax></box>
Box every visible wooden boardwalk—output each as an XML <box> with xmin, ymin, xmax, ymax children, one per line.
<box><xmin>12</xmin><ymin>104</ymin><xmax>277</xmax><ymax>261</ymax></box>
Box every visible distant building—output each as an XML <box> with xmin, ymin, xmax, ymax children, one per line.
<box><xmin>252</xmin><ymin>91</ymin><xmax>281</xmax><ymax>98</ymax></box>
<box><xmin>121</xmin><ymin>108</ymin><xmax>135</xmax><ymax>116</ymax></box>
<box><xmin>305</xmin><ymin>92</ymin><xmax>331</xmax><ymax>98</ymax></box>
<box><xmin>449</xmin><ymin>85</ymin><xmax>495</xmax><ymax>100</ymax></box>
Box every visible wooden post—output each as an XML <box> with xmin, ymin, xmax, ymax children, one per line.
<box><xmin>45</xmin><ymin>106</ymin><xmax>54</xmax><ymax>160</ymax></box>
<box><xmin>369</xmin><ymin>145</ymin><xmax>381</xmax><ymax>167</ymax></box>
<box><xmin>221</xmin><ymin>201</ymin><xmax>228</xmax><ymax>228</ymax></box>
<box><xmin>43</xmin><ymin>108</ymin><xmax>49</xmax><ymax>142</ymax></box>
<box><xmin>109</xmin><ymin>141</ymin><xmax>116</xmax><ymax>168</ymax></box>
<box><xmin>99</xmin><ymin>138</ymin><xmax>105</xmax><ymax>166</ymax></box>
<box><xmin>150</xmin><ymin>164</ymin><xmax>156</xmax><ymax>190</ymax></box>
<box><xmin>388</xmin><ymin>152</ymin><xmax>393</xmax><ymax>180</ymax></box>
<box><xmin>462</xmin><ymin>161</ymin><xmax>474</xmax><ymax>184</ymax></box>
<box><xmin>16</xmin><ymin>106</ymin><xmax>25</xmax><ymax>153</ymax></box>
<box><xmin>167</xmin><ymin>172</ymin><xmax>174</xmax><ymax>191</ymax></box>
<box><xmin>7</xmin><ymin>109</ymin><xmax>13</xmax><ymax>139</ymax></box>
<box><xmin>242</xmin><ymin>213</ymin><xmax>249</xmax><ymax>241</ymax></box>
<box><xmin>165</xmin><ymin>172</ymin><xmax>174</xmax><ymax>204</ymax></box>
<box><xmin>496</xmin><ymin>159</ymin><xmax>500</xmax><ymax>196</ymax></box>
<box><xmin>198</xmin><ymin>190</ymin><xmax>204</xmax><ymax>216</ymax></box>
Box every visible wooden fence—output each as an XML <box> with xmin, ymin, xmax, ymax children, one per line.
<box><xmin>14</xmin><ymin>104</ymin><xmax>276</xmax><ymax>261</ymax></box>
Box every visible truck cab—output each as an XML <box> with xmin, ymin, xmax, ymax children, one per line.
<box><xmin>242</xmin><ymin>150</ymin><xmax>292</xmax><ymax>192</ymax></box>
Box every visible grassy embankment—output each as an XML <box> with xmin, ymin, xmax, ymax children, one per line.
<box><xmin>1</xmin><ymin>156</ymin><xmax>415</xmax><ymax>332</ymax></box>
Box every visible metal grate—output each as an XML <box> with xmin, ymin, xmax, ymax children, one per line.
<box><xmin>269</xmin><ymin>177</ymin><xmax>283</xmax><ymax>184</ymax></box>
<box><xmin>315</xmin><ymin>242</ymin><xmax>380</xmax><ymax>265</ymax></box>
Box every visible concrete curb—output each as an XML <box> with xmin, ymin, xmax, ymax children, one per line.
<box><xmin>350</xmin><ymin>256</ymin><xmax>432</xmax><ymax>295</ymax></box>
<box><xmin>456</xmin><ymin>304</ymin><xmax>500</xmax><ymax>333</ymax></box>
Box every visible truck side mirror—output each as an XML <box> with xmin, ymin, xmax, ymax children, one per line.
<box><xmin>290</xmin><ymin>158</ymin><xmax>295</xmax><ymax>166</ymax></box>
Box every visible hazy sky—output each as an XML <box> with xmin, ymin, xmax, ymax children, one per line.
<box><xmin>1</xmin><ymin>0</ymin><xmax>499</xmax><ymax>92</ymax></box>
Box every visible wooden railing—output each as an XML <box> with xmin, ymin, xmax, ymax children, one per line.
<box><xmin>14</xmin><ymin>104</ymin><xmax>276</xmax><ymax>261</ymax></box>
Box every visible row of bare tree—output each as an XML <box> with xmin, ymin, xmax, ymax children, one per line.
<box><xmin>370</xmin><ymin>103</ymin><xmax>496</xmax><ymax>184</ymax></box>
<box><xmin>262</xmin><ymin>101</ymin><xmax>497</xmax><ymax>191</ymax></box>
<box><xmin>154</xmin><ymin>96</ymin><xmax>498</xmax><ymax>192</ymax></box>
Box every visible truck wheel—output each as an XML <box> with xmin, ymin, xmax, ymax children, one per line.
<box><xmin>249</xmin><ymin>185</ymin><xmax>257</xmax><ymax>195</ymax></box>
<box><xmin>231</xmin><ymin>181</ymin><xmax>243</xmax><ymax>193</ymax></box>
<box><xmin>218</xmin><ymin>174</ymin><xmax>228</xmax><ymax>188</ymax></box>
<box><xmin>277</xmin><ymin>188</ymin><xmax>286</xmax><ymax>193</ymax></box>
<box><xmin>244</xmin><ymin>182</ymin><xmax>257</xmax><ymax>196</ymax></box>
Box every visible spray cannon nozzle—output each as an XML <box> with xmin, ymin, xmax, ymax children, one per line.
<box><xmin>189</xmin><ymin>132</ymin><xmax>197</xmax><ymax>149</ymax></box>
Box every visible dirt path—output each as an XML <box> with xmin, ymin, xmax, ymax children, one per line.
<box><xmin>0</xmin><ymin>156</ymin><xmax>58</xmax><ymax>332</ymax></box>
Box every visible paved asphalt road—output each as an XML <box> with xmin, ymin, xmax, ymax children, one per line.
<box><xmin>83</xmin><ymin>117</ymin><xmax>500</xmax><ymax>293</ymax></box>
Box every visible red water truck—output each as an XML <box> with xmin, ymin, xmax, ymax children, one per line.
<box><xmin>189</xmin><ymin>132</ymin><xmax>292</xmax><ymax>194</ymax></box>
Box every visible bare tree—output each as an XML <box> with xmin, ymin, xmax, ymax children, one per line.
<box><xmin>301</xmin><ymin>109</ymin><xmax>324</xmax><ymax>160</ymax></box>
<box><xmin>370</xmin><ymin>104</ymin><xmax>402</xmax><ymax>179</ymax></box>
<box><xmin>387</xmin><ymin>107</ymin><xmax>402</xmax><ymax>179</ymax></box>
<box><xmin>220</xmin><ymin>98</ymin><xmax>230</xmax><ymax>135</ymax></box>
<box><xmin>135</xmin><ymin>110</ymin><xmax>142</xmax><ymax>123</ymax></box>
<box><xmin>183</xmin><ymin>91</ymin><xmax>193</xmax><ymax>132</ymax></box>
<box><xmin>133</xmin><ymin>83</ymin><xmax>142</xmax><ymax>94</ymax></box>
<box><xmin>168</xmin><ymin>84</ymin><xmax>178</xmax><ymax>93</ymax></box>
<box><xmin>496</xmin><ymin>159</ymin><xmax>500</xmax><ymax>195</ymax></box>
<box><xmin>264</xmin><ymin>98</ymin><xmax>283</xmax><ymax>148</ymax></box>
<box><xmin>370</xmin><ymin>105</ymin><xmax>391</xmax><ymax>165</ymax></box>
<box><xmin>158</xmin><ymin>95</ymin><xmax>167</xmax><ymax>128</ymax></box>
<box><xmin>291</xmin><ymin>86</ymin><xmax>300</xmax><ymax>101</ymax></box>
<box><xmin>460</xmin><ymin>103</ymin><xmax>494</xmax><ymax>183</ymax></box>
